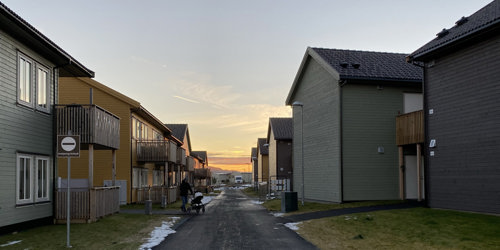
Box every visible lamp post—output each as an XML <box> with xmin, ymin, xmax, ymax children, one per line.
<box><xmin>292</xmin><ymin>101</ymin><xmax>304</xmax><ymax>206</ymax></box>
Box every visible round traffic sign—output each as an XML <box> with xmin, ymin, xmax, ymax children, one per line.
<box><xmin>61</xmin><ymin>137</ymin><xmax>77</xmax><ymax>152</ymax></box>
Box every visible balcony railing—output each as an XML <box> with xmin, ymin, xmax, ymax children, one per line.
<box><xmin>194</xmin><ymin>168</ymin><xmax>209</xmax><ymax>179</ymax></box>
<box><xmin>396</xmin><ymin>110</ymin><xmax>424</xmax><ymax>146</ymax></box>
<box><xmin>136</xmin><ymin>140</ymin><xmax>169</xmax><ymax>162</ymax></box>
<box><xmin>55</xmin><ymin>186</ymin><xmax>120</xmax><ymax>223</ymax></box>
<box><xmin>55</xmin><ymin>104</ymin><xmax>120</xmax><ymax>149</ymax></box>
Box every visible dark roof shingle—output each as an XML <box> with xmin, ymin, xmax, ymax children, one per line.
<box><xmin>257</xmin><ymin>138</ymin><xmax>268</xmax><ymax>155</ymax></box>
<box><xmin>409</xmin><ymin>0</ymin><xmax>500</xmax><ymax>61</ymax></box>
<box><xmin>269</xmin><ymin>118</ymin><xmax>293</xmax><ymax>140</ymax></box>
<box><xmin>165</xmin><ymin>124</ymin><xmax>187</xmax><ymax>142</ymax></box>
<box><xmin>311</xmin><ymin>48</ymin><xmax>422</xmax><ymax>82</ymax></box>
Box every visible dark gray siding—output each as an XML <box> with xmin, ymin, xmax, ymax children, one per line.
<box><xmin>342</xmin><ymin>83</ymin><xmax>421</xmax><ymax>200</ymax></box>
<box><xmin>290</xmin><ymin>57</ymin><xmax>341</xmax><ymax>202</ymax></box>
<box><xmin>425</xmin><ymin>33</ymin><xmax>500</xmax><ymax>214</ymax></box>
<box><xmin>0</xmin><ymin>30</ymin><xmax>56</xmax><ymax>227</ymax></box>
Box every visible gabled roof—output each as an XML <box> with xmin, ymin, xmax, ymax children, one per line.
<box><xmin>257</xmin><ymin>138</ymin><xmax>268</xmax><ymax>155</ymax></box>
<box><xmin>408</xmin><ymin>0</ymin><xmax>500</xmax><ymax>62</ymax></box>
<box><xmin>0</xmin><ymin>2</ymin><xmax>94</xmax><ymax>77</ymax></box>
<box><xmin>286</xmin><ymin>47</ymin><xmax>422</xmax><ymax>104</ymax></box>
<box><xmin>191</xmin><ymin>151</ymin><xmax>207</xmax><ymax>163</ymax></box>
<box><xmin>251</xmin><ymin>147</ymin><xmax>257</xmax><ymax>159</ymax></box>
<box><xmin>165</xmin><ymin>124</ymin><xmax>190</xmax><ymax>148</ymax></box>
<box><xmin>267</xmin><ymin>118</ymin><xmax>293</xmax><ymax>141</ymax></box>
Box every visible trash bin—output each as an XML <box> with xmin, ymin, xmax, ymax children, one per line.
<box><xmin>281</xmin><ymin>191</ymin><xmax>298</xmax><ymax>213</ymax></box>
<box><xmin>161</xmin><ymin>195</ymin><xmax>167</xmax><ymax>208</ymax></box>
<box><xmin>145</xmin><ymin>200</ymin><xmax>153</xmax><ymax>215</ymax></box>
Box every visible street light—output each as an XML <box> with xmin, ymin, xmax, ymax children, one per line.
<box><xmin>292</xmin><ymin>101</ymin><xmax>304</xmax><ymax>206</ymax></box>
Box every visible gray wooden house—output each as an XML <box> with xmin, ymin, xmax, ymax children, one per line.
<box><xmin>407</xmin><ymin>0</ymin><xmax>500</xmax><ymax>214</ymax></box>
<box><xmin>0</xmin><ymin>2</ymin><xmax>94</xmax><ymax>230</ymax></box>
<box><xmin>266</xmin><ymin>118</ymin><xmax>293</xmax><ymax>191</ymax></box>
<box><xmin>256</xmin><ymin>138</ymin><xmax>269</xmax><ymax>185</ymax></box>
<box><xmin>251</xmin><ymin>147</ymin><xmax>258</xmax><ymax>187</ymax></box>
<box><xmin>286</xmin><ymin>47</ymin><xmax>422</xmax><ymax>202</ymax></box>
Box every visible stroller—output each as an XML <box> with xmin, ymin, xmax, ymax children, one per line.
<box><xmin>187</xmin><ymin>192</ymin><xmax>205</xmax><ymax>214</ymax></box>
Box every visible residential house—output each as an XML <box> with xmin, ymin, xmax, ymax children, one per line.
<box><xmin>57</xmin><ymin>77</ymin><xmax>179</xmax><ymax>206</ymax></box>
<box><xmin>0</xmin><ymin>2</ymin><xmax>94</xmax><ymax>230</ymax></box>
<box><xmin>165</xmin><ymin>124</ymin><xmax>192</xmax><ymax>184</ymax></box>
<box><xmin>256</xmin><ymin>138</ymin><xmax>269</xmax><ymax>185</ymax></box>
<box><xmin>286</xmin><ymin>47</ymin><xmax>422</xmax><ymax>202</ymax></box>
<box><xmin>407</xmin><ymin>0</ymin><xmax>500</xmax><ymax>214</ymax></box>
<box><xmin>266</xmin><ymin>118</ymin><xmax>293</xmax><ymax>191</ymax></box>
<box><xmin>191</xmin><ymin>151</ymin><xmax>211</xmax><ymax>192</ymax></box>
<box><xmin>251</xmin><ymin>147</ymin><xmax>258</xmax><ymax>187</ymax></box>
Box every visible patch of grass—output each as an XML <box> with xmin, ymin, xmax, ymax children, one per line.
<box><xmin>0</xmin><ymin>214</ymin><xmax>177</xmax><ymax>249</ymax></box>
<box><xmin>261</xmin><ymin>199</ymin><xmax>403</xmax><ymax>214</ymax></box>
<box><xmin>242</xmin><ymin>187</ymin><xmax>259</xmax><ymax>198</ymax></box>
<box><xmin>296</xmin><ymin>207</ymin><xmax>500</xmax><ymax>249</ymax></box>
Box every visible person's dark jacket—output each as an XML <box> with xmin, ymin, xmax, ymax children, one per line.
<box><xmin>180</xmin><ymin>180</ymin><xmax>193</xmax><ymax>196</ymax></box>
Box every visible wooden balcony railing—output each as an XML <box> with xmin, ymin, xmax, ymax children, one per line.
<box><xmin>396</xmin><ymin>110</ymin><xmax>424</xmax><ymax>146</ymax></box>
<box><xmin>55</xmin><ymin>104</ymin><xmax>120</xmax><ymax>149</ymax></box>
<box><xmin>55</xmin><ymin>186</ymin><xmax>120</xmax><ymax>223</ymax></box>
<box><xmin>194</xmin><ymin>168</ymin><xmax>209</xmax><ymax>179</ymax></box>
<box><xmin>135</xmin><ymin>186</ymin><xmax>178</xmax><ymax>204</ymax></box>
<box><xmin>136</xmin><ymin>140</ymin><xmax>169</xmax><ymax>162</ymax></box>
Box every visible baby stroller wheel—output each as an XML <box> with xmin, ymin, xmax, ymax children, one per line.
<box><xmin>202</xmin><ymin>206</ymin><xmax>205</xmax><ymax>213</ymax></box>
<box><xmin>187</xmin><ymin>207</ymin><xmax>192</xmax><ymax>213</ymax></box>
<box><xmin>195</xmin><ymin>207</ymin><xmax>200</xmax><ymax>214</ymax></box>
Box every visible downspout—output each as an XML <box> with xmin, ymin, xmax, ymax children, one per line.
<box><xmin>130</xmin><ymin>112</ymin><xmax>133</xmax><ymax>203</ymax></box>
<box><xmin>338</xmin><ymin>79</ymin><xmax>347</xmax><ymax>203</ymax></box>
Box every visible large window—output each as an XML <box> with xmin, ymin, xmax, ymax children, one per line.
<box><xmin>153</xmin><ymin>169</ymin><xmax>164</xmax><ymax>186</ymax></box>
<box><xmin>16</xmin><ymin>154</ymin><xmax>50</xmax><ymax>205</ymax></box>
<box><xmin>17</xmin><ymin>52</ymin><xmax>51</xmax><ymax>112</ymax></box>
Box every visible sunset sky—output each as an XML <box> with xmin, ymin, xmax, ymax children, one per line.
<box><xmin>3</xmin><ymin>0</ymin><xmax>491</xmax><ymax>172</ymax></box>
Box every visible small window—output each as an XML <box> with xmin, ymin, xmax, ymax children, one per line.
<box><xmin>18</xmin><ymin>55</ymin><xmax>33</xmax><ymax>106</ymax></box>
<box><xmin>17</xmin><ymin>154</ymin><xmax>33</xmax><ymax>204</ymax></box>
<box><xmin>132</xmin><ymin>168</ymin><xmax>140</xmax><ymax>188</ymax></box>
<box><xmin>141</xmin><ymin>169</ymin><xmax>148</xmax><ymax>187</ymax></box>
<box><xmin>36</xmin><ymin>66</ymin><xmax>50</xmax><ymax>112</ymax></box>
<box><xmin>35</xmin><ymin>156</ymin><xmax>50</xmax><ymax>202</ymax></box>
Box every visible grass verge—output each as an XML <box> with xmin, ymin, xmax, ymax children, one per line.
<box><xmin>295</xmin><ymin>207</ymin><xmax>500</xmax><ymax>249</ymax></box>
<box><xmin>262</xmin><ymin>198</ymin><xmax>403</xmax><ymax>214</ymax></box>
<box><xmin>0</xmin><ymin>214</ymin><xmax>176</xmax><ymax>250</ymax></box>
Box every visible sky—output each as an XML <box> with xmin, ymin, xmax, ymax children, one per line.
<box><xmin>2</xmin><ymin>0</ymin><xmax>492</xmax><ymax>172</ymax></box>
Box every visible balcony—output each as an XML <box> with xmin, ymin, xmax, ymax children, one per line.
<box><xmin>136</xmin><ymin>140</ymin><xmax>169</xmax><ymax>162</ymax></box>
<box><xmin>55</xmin><ymin>104</ymin><xmax>120</xmax><ymax>149</ymax></box>
<box><xmin>194</xmin><ymin>168</ymin><xmax>210</xmax><ymax>179</ymax></box>
<box><xmin>396</xmin><ymin>110</ymin><xmax>424</xmax><ymax>146</ymax></box>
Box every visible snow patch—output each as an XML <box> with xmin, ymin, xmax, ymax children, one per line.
<box><xmin>272</xmin><ymin>212</ymin><xmax>284</xmax><ymax>217</ymax></box>
<box><xmin>285</xmin><ymin>222</ymin><xmax>302</xmax><ymax>231</ymax></box>
<box><xmin>0</xmin><ymin>240</ymin><xmax>22</xmax><ymax>247</ymax></box>
<box><xmin>251</xmin><ymin>200</ymin><xmax>264</xmax><ymax>205</ymax></box>
<box><xmin>139</xmin><ymin>217</ymin><xmax>180</xmax><ymax>250</ymax></box>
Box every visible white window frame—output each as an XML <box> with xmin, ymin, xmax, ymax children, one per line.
<box><xmin>36</xmin><ymin>65</ymin><xmax>50</xmax><ymax>113</ymax></box>
<box><xmin>141</xmin><ymin>169</ymin><xmax>148</xmax><ymax>188</ymax></box>
<box><xmin>153</xmin><ymin>169</ymin><xmax>163</xmax><ymax>186</ymax></box>
<box><xmin>18</xmin><ymin>53</ymin><xmax>33</xmax><ymax>107</ymax></box>
<box><xmin>17</xmin><ymin>52</ymin><xmax>52</xmax><ymax>113</ymax></box>
<box><xmin>35</xmin><ymin>156</ymin><xmax>50</xmax><ymax>202</ymax></box>
<box><xmin>132</xmin><ymin>168</ymin><xmax>140</xmax><ymax>188</ymax></box>
<box><xmin>16</xmin><ymin>154</ymin><xmax>33</xmax><ymax>205</ymax></box>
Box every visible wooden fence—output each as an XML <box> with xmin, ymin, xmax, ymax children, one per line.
<box><xmin>135</xmin><ymin>186</ymin><xmax>178</xmax><ymax>204</ymax></box>
<box><xmin>55</xmin><ymin>186</ymin><xmax>120</xmax><ymax>223</ymax></box>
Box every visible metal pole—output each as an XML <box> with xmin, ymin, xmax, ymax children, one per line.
<box><xmin>67</xmin><ymin>157</ymin><xmax>71</xmax><ymax>248</ymax></box>
<box><xmin>300</xmin><ymin>106</ymin><xmax>304</xmax><ymax>206</ymax></box>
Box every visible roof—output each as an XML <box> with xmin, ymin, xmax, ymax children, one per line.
<box><xmin>0</xmin><ymin>2</ymin><xmax>94</xmax><ymax>77</ymax></box>
<box><xmin>409</xmin><ymin>0</ymin><xmax>500</xmax><ymax>62</ymax></box>
<box><xmin>286</xmin><ymin>47</ymin><xmax>422</xmax><ymax>104</ymax></box>
<box><xmin>268</xmin><ymin>118</ymin><xmax>293</xmax><ymax>140</ymax></box>
<box><xmin>191</xmin><ymin>151</ymin><xmax>207</xmax><ymax>163</ymax></box>
<box><xmin>165</xmin><ymin>124</ymin><xmax>190</xmax><ymax>148</ymax></box>
<box><xmin>257</xmin><ymin>138</ymin><xmax>268</xmax><ymax>155</ymax></box>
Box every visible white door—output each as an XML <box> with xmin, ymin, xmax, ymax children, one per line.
<box><xmin>404</xmin><ymin>156</ymin><xmax>425</xmax><ymax>199</ymax></box>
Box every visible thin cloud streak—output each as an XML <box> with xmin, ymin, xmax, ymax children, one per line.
<box><xmin>173</xmin><ymin>95</ymin><xmax>200</xmax><ymax>104</ymax></box>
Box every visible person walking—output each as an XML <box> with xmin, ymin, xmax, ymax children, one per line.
<box><xmin>180</xmin><ymin>178</ymin><xmax>193</xmax><ymax>212</ymax></box>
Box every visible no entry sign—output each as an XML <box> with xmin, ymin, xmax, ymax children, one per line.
<box><xmin>57</xmin><ymin>135</ymin><xmax>80</xmax><ymax>157</ymax></box>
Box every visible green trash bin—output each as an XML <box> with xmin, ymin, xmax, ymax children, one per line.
<box><xmin>281</xmin><ymin>191</ymin><xmax>298</xmax><ymax>213</ymax></box>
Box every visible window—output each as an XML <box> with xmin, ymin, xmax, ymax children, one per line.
<box><xmin>141</xmin><ymin>169</ymin><xmax>148</xmax><ymax>187</ymax></box>
<box><xmin>17</xmin><ymin>154</ymin><xmax>32</xmax><ymax>204</ymax></box>
<box><xmin>18</xmin><ymin>55</ymin><xmax>32</xmax><ymax>105</ymax></box>
<box><xmin>153</xmin><ymin>169</ymin><xmax>164</xmax><ymax>186</ymax></box>
<box><xmin>153</xmin><ymin>130</ymin><xmax>162</xmax><ymax>140</ymax></box>
<box><xmin>132</xmin><ymin>168</ymin><xmax>140</xmax><ymax>188</ymax></box>
<box><xmin>36</xmin><ymin>66</ymin><xmax>49</xmax><ymax>111</ymax></box>
<box><xmin>17</xmin><ymin>52</ymin><xmax>51</xmax><ymax>112</ymax></box>
<box><xmin>36</xmin><ymin>156</ymin><xmax>50</xmax><ymax>202</ymax></box>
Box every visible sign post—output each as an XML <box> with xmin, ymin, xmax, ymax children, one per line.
<box><xmin>57</xmin><ymin>135</ymin><xmax>80</xmax><ymax>248</ymax></box>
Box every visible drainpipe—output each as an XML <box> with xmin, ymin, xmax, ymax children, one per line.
<box><xmin>338</xmin><ymin>79</ymin><xmax>347</xmax><ymax>203</ymax></box>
